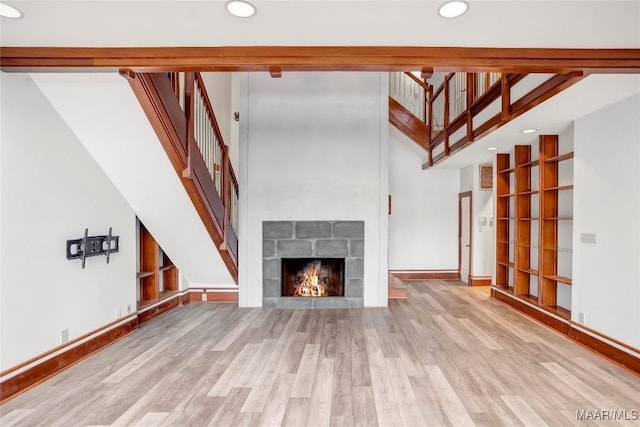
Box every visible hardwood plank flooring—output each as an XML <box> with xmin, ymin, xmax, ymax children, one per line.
<box><xmin>2</xmin><ymin>281</ymin><xmax>639</xmax><ymax>426</ymax></box>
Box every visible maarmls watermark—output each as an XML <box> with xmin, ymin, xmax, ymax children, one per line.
<box><xmin>576</xmin><ymin>409</ymin><xmax>639</xmax><ymax>421</ymax></box>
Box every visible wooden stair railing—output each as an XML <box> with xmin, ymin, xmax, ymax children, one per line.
<box><xmin>388</xmin><ymin>71</ymin><xmax>585</xmax><ymax>169</ymax></box>
<box><xmin>123</xmin><ymin>70</ymin><xmax>239</xmax><ymax>282</ymax></box>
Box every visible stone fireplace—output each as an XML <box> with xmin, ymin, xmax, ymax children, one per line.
<box><xmin>263</xmin><ymin>221</ymin><xmax>364</xmax><ymax>308</ymax></box>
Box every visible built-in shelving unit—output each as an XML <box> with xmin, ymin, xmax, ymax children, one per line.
<box><xmin>495</xmin><ymin>135</ymin><xmax>573</xmax><ymax>319</ymax></box>
<box><xmin>137</xmin><ymin>220</ymin><xmax>178</xmax><ymax>309</ymax></box>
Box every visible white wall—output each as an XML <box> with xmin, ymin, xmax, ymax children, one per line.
<box><xmin>0</xmin><ymin>73</ymin><xmax>136</xmax><ymax>370</ymax></box>
<box><xmin>388</xmin><ymin>127</ymin><xmax>459</xmax><ymax>270</ymax></box>
<box><xmin>239</xmin><ymin>72</ymin><xmax>389</xmax><ymax>307</ymax></box>
<box><xmin>459</xmin><ymin>164</ymin><xmax>495</xmax><ymax>278</ymax></box>
<box><xmin>573</xmin><ymin>94</ymin><xmax>640</xmax><ymax>348</ymax></box>
<box><xmin>30</xmin><ymin>72</ymin><xmax>235</xmax><ymax>287</ymax></box>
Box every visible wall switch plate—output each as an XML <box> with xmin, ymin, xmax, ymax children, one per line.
<box><xmin>201</xmin><ymin>293</ymin><xmax>207</xmax><ymax>302</ymax></box>
<box><xmin>578</xmin><ymin>312</ymin><xmax>585</xmax><ymax>323</ymax></box>
<box><xmin>60</xmin><ymin>329</ymin><xmax>69</xmax><ymax>344</ymax></box>
<box><xmin>580</xmin><ymin>233</ymin><xmax>597</xmax><ymax>244</ymax></box>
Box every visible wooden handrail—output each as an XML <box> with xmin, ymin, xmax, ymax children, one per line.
<box><xmin>121</xmin><ymin>70</ymin><xmax>238</xmax><ymax>281</ymax></box>
<box><xmin>422</xmin><ymin>71</ymin><xmax>584</xmax><ymax>169</ymax></box>
<box><xmin>403</xmin><ymin>72</ymin><xmax>428</xmax><ymax>90</ymax></box>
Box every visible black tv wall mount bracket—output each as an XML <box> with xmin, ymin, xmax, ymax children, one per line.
<box><xmin>66</xmin><ymin>227</ymin><xmax>120</xmax><ymax>269</ymax></box>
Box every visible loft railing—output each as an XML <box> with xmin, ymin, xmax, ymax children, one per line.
<box><xmin>430</xmin><ymin>85</ymin><xmax>445</xmax><ymax>139</ymax></box>
<box><xmin>122</xmin><ymin>70</ymin><xmax>239</xmax><ymax>280</ymax></box>
<box><xmin>476</xmin><ymin>72</ymin><xmax>501</xmax><ymax>98</ymax></box>
<box><xmin>386</xmin><ymin>69</ymin><xmax>583</xmax><ymax>169</ymax></box>
<box><xmin>389</xmin><ymin>72</ymin><xmax>427</xmax><ymax>122</ymax></box>
<box><xmin>422</xmin><ymin>70</ymin><xmax>583</xmax><ymax>168</ymax></box>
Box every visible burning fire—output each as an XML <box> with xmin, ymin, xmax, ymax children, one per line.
<box><xmin>293</xmin><ymin>260</ymin><xmax>328</xmax><ymax>297</ymax></box>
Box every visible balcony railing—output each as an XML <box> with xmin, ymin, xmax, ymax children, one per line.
<box><xmin>389</xmin><ymin>72</ymin><xmax>427</xmax><ymax>122</ymax></box>
<box><xmin>388</xmin><ymin>70</ymin><xmax>583</xmax><ymax>169</ymax></box>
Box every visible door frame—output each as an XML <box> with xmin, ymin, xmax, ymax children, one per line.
<box><xmin>458</xmin><ymin>191</ymin><xmax>473</xmax><ymax>284</ymax></box>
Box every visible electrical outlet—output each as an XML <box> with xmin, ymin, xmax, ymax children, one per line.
<box><xmin>578</xmin><ymin>312</ymin><xmax>585</xmax><ymax>323</ymax></box>
<box><xmin>201</xmin><ymin>292</ymin><xmax>207</xmax><ymax>302</ymax></box>
<box><xmin>60</xmin><ymin>329</ymin><xmax>69</xmax><ymax>344</ymax></box>
<box><xmin>127</xmin><ymin>304</ymin><xmax>132</xmax><ymax>314</ymax></box>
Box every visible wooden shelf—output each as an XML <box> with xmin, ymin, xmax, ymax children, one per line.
<box><xmin>498</xmin><ymin>261</ymin><xmax>514</xmax><ymax>268</ymax></box>
<box><xmin>543</xmin><ymin>275</ymin><xmax>572</xmax><ymax>285</ymax></box>
<box><xmin>498</xmin><ymin>167</ymin><xmax>515</xmax><ymax>174</ymax></box>
<box><xmin>498</xmin><ymin>193</ymin><xmax>515</xmax><ymax>198</ymax></box>
<box><xmin>544</xmin><ymin>184</ymin><xmax>573</xmax><ymax>191</ymax></box>
<box><xmin>136</xmin><ymin>271</ymin><xmax>155</xmax><ymax>279</ymax></box>
<box><xmin>517</xmin><ymin>293</ymin><xmax>539</xmax><ymax>305</ymax></box>
<box><xmin>495</xmin><ymin>137</ymin><xmax>573</xmax><ymax>316</ymax></box>
<box><xmin>546</xmin><ymin>152</ymin><xmax>574</xmax><ymax>163</ymax></box>
<box><xmin>137</xmin><ymin>220</ymin><xmax>179</xmax><ymax>303</ymax></box>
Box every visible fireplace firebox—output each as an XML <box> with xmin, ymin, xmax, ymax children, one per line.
<box><xmin>281</xmin><ymin>258</ymin><xmax>344</xmax><ymax>297</ymax></box>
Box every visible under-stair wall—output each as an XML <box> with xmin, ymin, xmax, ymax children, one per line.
<box><xmin>30</xmin><ymin>72</ymin><xmax>235</xmax><ymax>287</ymax></box>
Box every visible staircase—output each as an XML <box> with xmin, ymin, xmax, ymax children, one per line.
<box><xmin>31</xmin><ymin>72</ymin><xmax>238</xmax><ymax>285</ymax></box>
<box><xmin>124</xmin><ymin>71</ymin><xmax>239</xmax><ymax>282</ymax></box>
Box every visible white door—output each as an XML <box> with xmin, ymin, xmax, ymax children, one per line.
<box><xmin>460</xmin><ymin>194</ymin><xmax>471</xmax><ymax>284</ymax></box>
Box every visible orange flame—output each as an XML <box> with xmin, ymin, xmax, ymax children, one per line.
<box><xmin>293</xmin><ymin>260</ymin><xmax>328</xmax><ymax>297</ymax></box>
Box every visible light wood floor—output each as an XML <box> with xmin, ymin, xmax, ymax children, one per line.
<box><xmin>2</xmin><ymin>281</ymin><xmax>639</xmax><ymax>426</ymax></box>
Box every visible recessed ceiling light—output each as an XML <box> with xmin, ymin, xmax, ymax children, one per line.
<box><xmin>521</xmin><ymin>129</ymin><xmax>537</xmax><ymax>134</ymax></box>
<box><xmin>0</xmin><ymin>2</ymin><xmax>22</xmax><ymax>19</ymax></box>
<box><xmin>438</xmin><ymin>1</ymin><xmax>468</xmax><ymax>18</ymax></box>
<box><xmin>226</xmin><ymin>0</ymin><xmax>256</xmax><ymax>18</ymax></box>
<box><xmin>487</xmin><ymin>147</ymin><xmax>498</xmax><ymax>151</ymax></box>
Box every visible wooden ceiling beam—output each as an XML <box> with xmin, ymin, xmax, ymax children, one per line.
<box><xmin>1</xmin><ymin>46</ymin><xmax>639</xmax><ymax>73</ymax></box>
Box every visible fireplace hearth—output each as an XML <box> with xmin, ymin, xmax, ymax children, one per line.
<box><xmin>262</xmin><ymin>220</ymin><xmax>364</xmax><ymax>308</ymax></box>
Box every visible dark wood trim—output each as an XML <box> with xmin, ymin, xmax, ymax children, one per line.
<box><xmin>404</xmin><ymin>71</ymin><xmax>429</xmax><ymax>90</ymax></box>
<box><xmin>269</xmin><ymin>66</ymin><xmax>282</xmax><ymax>78</ymax></box>
<box><xmin>492</xmin><ymin>287</ymin><xmax>570</xmax><ymax>334</ymax></box>
<box><xmin>388</xmin><ymin>270</ymin><xmax>459</xmax><ymax>280</ymax></box>
<box><xmin>5</xmin><ymin>46</ymin><xmax>638</xmax><ymax>73</ymax></box>
<box><xmin>472</xmin><ymin>113</ymin><xmax>503</xmax><ymax>141</ymax></box>
<box><xmin>0</xmin><ymin>289</ymin><xmax>193</xmax><ymax>404</ymax></box>
<box><xmin>458</xmin><ymin>191</ymin><xmax>473</xmax><ymax>284</ymax></box>
<box><xmin>137</xmin><ymin>293</ymin><xmax>181</xmax><ymax>325</ymax></box>
<box><xmin>568</xmin><ymin>328</ymin><xmax>640</xmax><ymax>375</ymax></box>
<box><xmin>511</xmin><ymin>73</ymin><xmax>584</xmax><ymax>117</ymax></box>
<box><xmin>388</xmin><ymin>97</ymin><xmax>429</xmax><ymax>150</ymax></box>
<box><xmin>190</xmin><ymin>288</ymin><xmax>239</xmax><ymax>303</ymax></box>
<box><xmin>0</xmin><ymin>317</ymin><xmax>138</xmax><ymax>404</ymax></box>
<box><xmin>180</xmin><ymin>291</ymin><xmax>191</xmax><ymax>306</ymax></box>
<box><xmin>492</xmin><ymin>288</ymin><xmax>640</xmax><ymax>376</ymax></box>
<box><xmin>470</xmin><ymin>276</ymin><xmax>492</xmax><ymax>286</ymax></box>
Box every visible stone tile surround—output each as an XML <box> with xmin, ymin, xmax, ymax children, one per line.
<box><xmin>263</xmin><ymin>220</ymin><xmax>364</xmax><ymax>308</ymax></box>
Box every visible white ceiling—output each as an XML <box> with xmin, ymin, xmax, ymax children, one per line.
<box><xmin>1</xmin><ymin>1</ymin><xmax>639</xmax><ymax>48</ymax></box>
<box><xmin>2</xmin><ymin>0</ymin><xmax>639</xmax><ymax>170</ymax></box>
